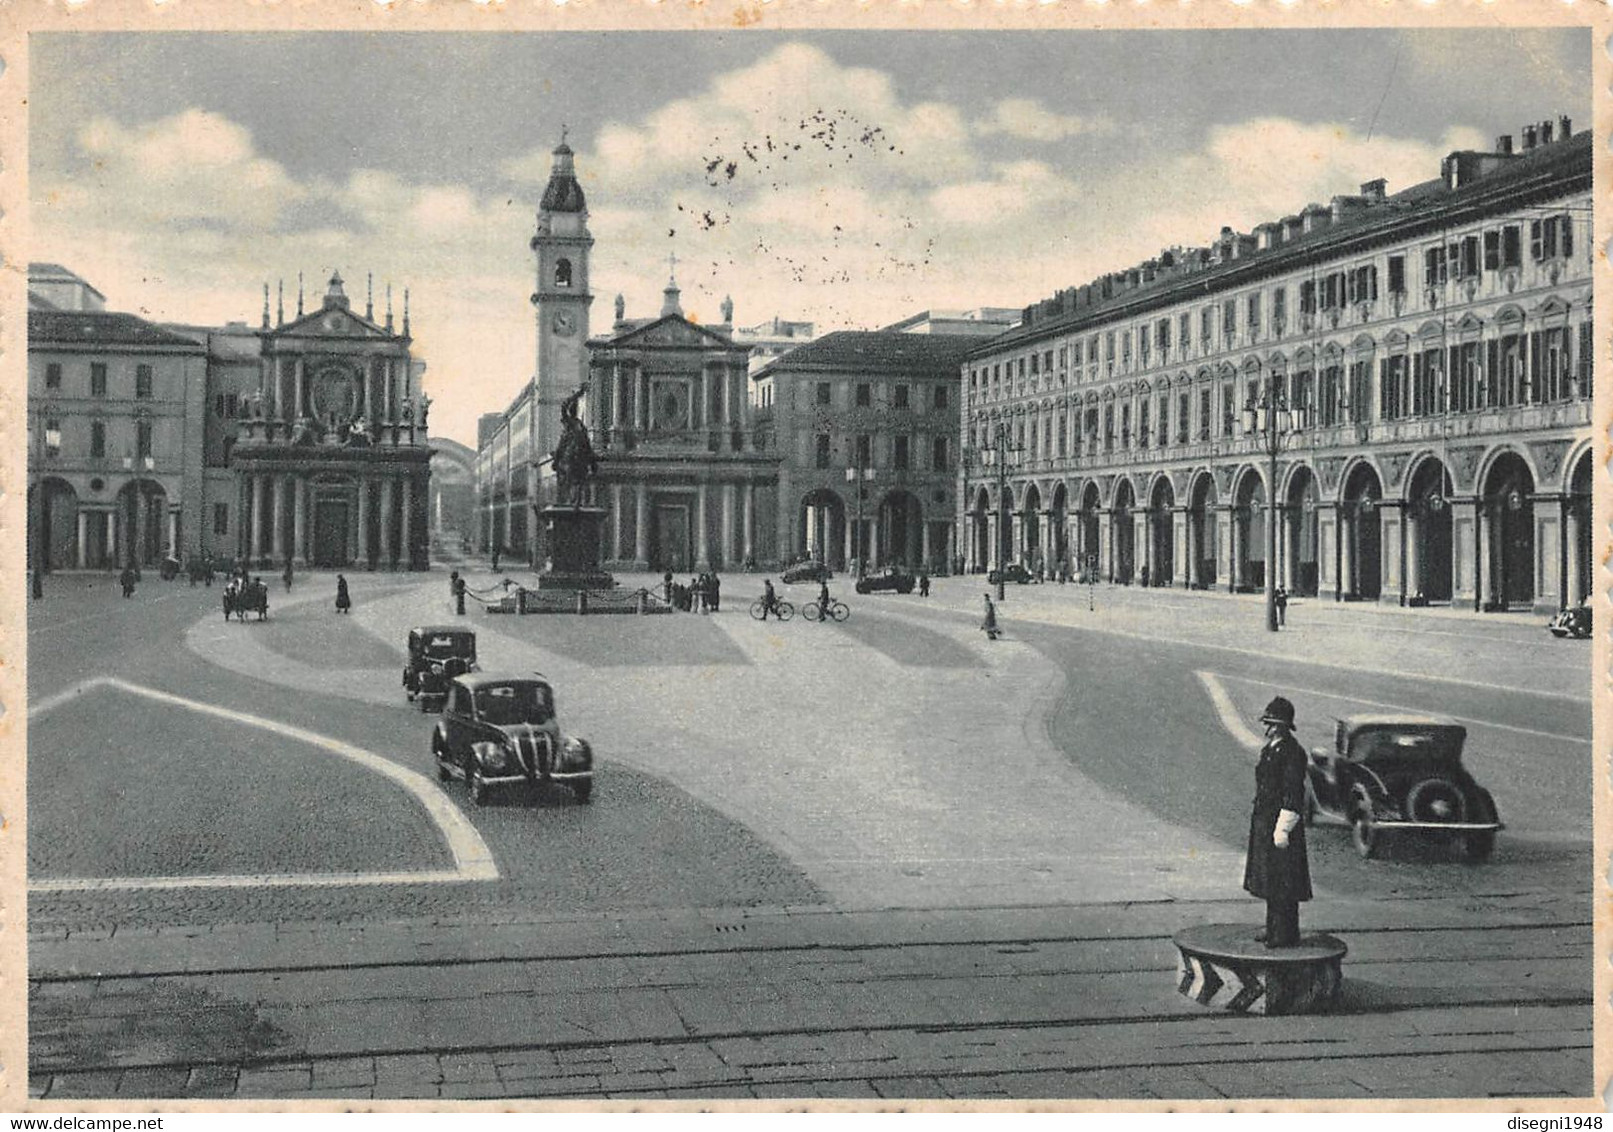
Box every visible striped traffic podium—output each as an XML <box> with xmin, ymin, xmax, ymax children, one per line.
<box><xmin>1173</xmin><ymin>923</ymin><xmax>1346</xmax><ymax>1015</ymax></box>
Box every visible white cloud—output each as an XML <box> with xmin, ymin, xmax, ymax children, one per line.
<box><xmin>978</xmin><ymin>98</ymin><xmax>1113</xmax><ymax>143</ymax></box>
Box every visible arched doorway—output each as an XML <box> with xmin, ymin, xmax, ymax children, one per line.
<box><xmin>1233</xmin><ymin>468</ymin><xmax>1266</xmax><ymax>592</ymax></box>
<box><xmin>799</xmin><ymin>488</ymin><xmax>846</xmax><ymax>570</ymax></box>
<box><xmin>1342</xmin><ymin>463</ymin><xmax>1382</xmax><ymax>601</ymax></box>
<box><xmin>1481</xmin><ymin>451</ymin><xmax>1535</xmax><ymax>610</ymax></box>
<box><xmin>1405</xmin><ymin>458</ymin><xmax>1454</xmax><ymax>604</ymax></box>
<box><xmin>1021</xmin><ymin>483</ymin><xmax>1042</xmax><ymax>570</ymax></box>
<box><xmin>1188</xmin><ymin>473</ymin><xmax>1217</xmax><ymax>589</ymax></box>
<box><xmin>37</xmin><ymin>477</ymin><xmax>79</xmax><ymax>571</ymax></box>
<box><xmin>879</xmin><ymin>489</ymin><xmax>924</xmax><ymax>568</ymax></box>
<box><xmin>1112</xmin><ymin>479</ymin><xmax>1136</xmax><ymax>584</ymax></box>
<box><xmin>1078</xmin><ymin>484</ymin><xmax>1101</xmax><ymax>580</ymax></box>
<box><xmin>1149</xmin><ymin>477</ymin><xmax>1175</xmax><ymax>587</ymax></box>
<box><xmin>1284</xmin><ymin>467</ymin><xmax>1320</xmax><ymax>597</ymax></box>
<box><xmin>116</xmin><ymin>479</ymin><xmax>169</xmax><ymax>568</ymax></box>
<box><xmin>1049</xmin><ymin>482</ymin><xmax>1069</xmax><ymax>578</ymax></box>
<box><xmin>971</xmin><ymin>487</ymin><xmax>990</xmax><ymax>572</ymax></box>
<box><xmin>1567</xmin><ymin>451</ymin><xmax>1592</xmax><ymax>606</ymax></box>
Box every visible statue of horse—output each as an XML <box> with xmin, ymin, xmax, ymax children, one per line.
<box><xmin>552</xmin><ymin>386</ymin><xmax>598</xmax><ymax>508</ymax></box>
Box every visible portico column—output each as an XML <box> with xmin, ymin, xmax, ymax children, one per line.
<box><xmin>401</xmin><ymin>476</ymin><xmax>414</xmax><ymax>570</ymax></box>
<box><xmin>695</xmin><ymin>483</ymin><xmax>711</xmax><ymax>568</ymax></box>
<box><xmin>742</xmin><ymin>483</ymin><xmax>755</xmax><ymax>565</ymax></box>
<box><xmin>920</xmin><ymin>520</ymin><xmax>932</xmax><ymax>568</ymax></box>
<box><xmin>1405</xmin><ymin>507</ymin><xmax>1421</xmax><ymax>600</ymax></box>
<box><xmin>168</xmin><ymin>509</ymin><xmax>179</xmax><ymax>558</ymax></box>
<box><xmin>845</xmin><ymin>513</ymin><xmax>856</xmax><ymax>569</ymax></box>
<box><xmin>379</xmin><ymin>478</ymin><xmax>395</xmax><ymax>566</ymax></box>
<box><xmin>635</xmin><ymin>369</ymin><xmax>647</xmax><ymax>432</ymax></box>
<box><xmin>720</xmin><ymin>483</ymin><xmax>736</xmax><ymax>568</ymax></box>
<box><xmin>699</xmin><ymin>367</ymin><xmax>711</xmax><ymax>431</ymax></box>
<box><xmin>634</xmin><ymin>484</ymin><xmax>650</xmax><ymax>566</ymax></box>
<box><xmin>611</xmin><ymin>483</ymin><xmax>624</xmax><ymax>561</ymax></box>
<box><xmin>106</xmin><ymin>510</ymin><xmax>118</xmax><ymax>566</ymax></box>
<box><xmin>1097</xmin><ymin>510</ymin><xmax>1112</xmax><ymax>581</ymax></box>
<box><xmin>251</xmin><ymin>475</ymin><xmax>267</xmax><ymax>564</ymax></box>
<box><xmin>271</xmin><ymin>475</ymin><xmax>287</xmax><ymax>564</ymax></box>
<box><xmin>293</xmin><ymin>476</ymin><xmax>308</xmax><ymax>566</ymax></box>
<box><xmin>1340</xmin><ymin>509</ymin><xmax>1357</xmax><ymax>600</ymax></box>
<box><xmin>1173</xmin><ymin>507</ymin><xmax>1190</xmax><ymax>588</ymax></box>
<box><xmin>357</xmin><ymin>479</ymin><xmax>372</xmax><ymax>566</ymax></box>
<box><xmin>294</xmin><ymin>359</ymin><xmax>306</xmax><ymax>421</ymax></box>
<box><xmin>77</xmin><ymin>509</ymin><xmax>89</xmax><ymax>568</ymax></box>
<box><xmin>1565</xmin><ymin>499</ymin><xmax>1584</xmax><ymax>605</ymax></box>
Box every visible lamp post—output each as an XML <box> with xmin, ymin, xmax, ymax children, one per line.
<box><xmin>1242</xmin><ymin>368</ymin><xmax>1302</xmax><ymax>632</ymax></box>
<box><xmin>31</xmin><ymin>414</ymin><xmax>59</xmax><ymax>600</ymax></box>
<box><xmin>844</xmin><ymin>464</ymin><xmax>875</xmax><ymax>579</ymax></box>
<box><xmin>968</xmin><ymin>423</ymin><xmax>1025</xmax><ymax>602</ymax></box>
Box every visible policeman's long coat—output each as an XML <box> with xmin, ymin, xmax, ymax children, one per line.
<box><xmin>1242</xmin><ymin>730</ymin><xmax>1313</xmax><ymax>902</ymax></box>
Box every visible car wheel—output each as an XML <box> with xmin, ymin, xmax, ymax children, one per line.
<box><xmin>1350</xmin><ymin>810</ymin><xmax>1379</xmax><ymax>859</ymax></box>
<box><xmin>1405</xmin><ymin>778</ymin><xmax>1466</xmax><ymax>824</ymax></box>
<box><xmin>573</xmin><ymin>780</ymin><xmax>593</xmax><ymax>804</ymax></box>
<box><xmin>468</xmin><ymin>767</ymin><xmax>488</xmax><ymax>806</ymax></box>
<box><xmin>1464</xmin><ymin>830</ymin><xmax>1496</xmax><ymax>861</ymax></box>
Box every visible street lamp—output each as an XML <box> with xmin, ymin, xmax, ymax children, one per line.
<box><xmin>31</xmin><ymin>415</ymin><xmax>59</xmax><ymax>600</ymax></box>
<box><xmin>968</xmin><ymin>423</ymin><xmax>1025</xmax><ymax>602</ymax></box>
<box><xmin>844</xmin><ymin>465</ymin><xmax>875</xmax><ymax>579</ymax></box>
<box><xmin>1242</xmin><ymin>368</ymin><xmax>1304</xmax><ymax>632</ymax></box>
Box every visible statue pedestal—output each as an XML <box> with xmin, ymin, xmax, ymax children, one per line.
<box><xmin>535</xmin><ymin>506</ymin><xmax>614</xmax><ymax>591</ymax></box>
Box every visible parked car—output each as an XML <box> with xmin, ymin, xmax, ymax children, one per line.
<box><xmin>432</xmin><ymin>673</ymin><xmax>593</xmax><ymax>805</ymax></box>
<box><xmin>1304</xmin><ymin>714</ymin><xmax>1501</xmax><ymax>861</ymax></box>
<box><xmin>782</xmin><ymin>559</ymin><xmax>833</xmax><ymax>585</ymax></box>
<box><xmin>987</xmin><ymin>563</ymin><xmax>1034</xmax><ymax>586</ymax></box>
<box><xmin>403</xmin><ymin>626</ymin><xmax>478</xmax><ymax>712</ymax></box>
<box><xmin>855</xmin><ymin>566</ymin><xmax>916</xmax><ymax>595</ymax></box>
<box><xmin>1548</xmin><ymin>605</ymin><xmax>1591</xmax><ymax>639</ymax></box>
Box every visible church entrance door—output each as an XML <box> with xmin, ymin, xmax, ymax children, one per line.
<box><xmin>313</xmin><ymin>500</ymin><xmax>351</xmax><ymax>567</ymax></box>
<box><xmin>652</xmin><ymin>502</ymin><xmax>691</xmax><ymax>572</ymax></box>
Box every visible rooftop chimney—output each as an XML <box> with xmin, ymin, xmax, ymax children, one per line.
<box><xmin>1559</xmin><ymin>114</ymin><xmax>1572</xmax><ymax>139</ymax></box>
<box><xmin>1522</xmin><ymin>124</ymin><xmax>1538</xmax><ymax>151</ymax></box>
<box><xmin>1496</xmin><ymin>134</ymin><xmax>1514</xmax><ymax>155</ymax></box>
<box><xmin>1539</xmin><ymin>119</ymin><xmax>1554</xmax><ymax>146</ymax></box>
<box><xmin>1360</xmin><ymin>178</ymin><xmax>1387</xmax><ymax>201</ymax></box>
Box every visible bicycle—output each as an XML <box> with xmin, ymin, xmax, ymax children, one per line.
<box><xmin>803</xmin><ymin>599</ymin><xmax>850</xmax><ymax>623</ymax></box>
<box><xmin>749</xmin><ymin>598</ymin><xmax>795</xmax><ymax>622</ymax></box>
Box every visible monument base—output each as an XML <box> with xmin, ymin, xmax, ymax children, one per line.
<box><xmin>1173</xmin><ymin>923</ymin><xmax>1346</xmax><ymax>1015</ymax></box>
<box><xmin>536</xmin><ymin>505</ymin><xmax>614</xmax><ymax>591</ymax></box>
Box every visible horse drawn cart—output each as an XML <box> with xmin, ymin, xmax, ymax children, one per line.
<box><xmin>223</xmin><ymin>578</ymin><xmax>270</xmax><ymax>622</ymax></box>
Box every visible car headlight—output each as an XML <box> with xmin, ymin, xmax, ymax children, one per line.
<box><xmin>473</xmin><ymin>741</ymin><xmax>511</xmax><ymax>772</ymax></box>
<box><xmin>430</xmin><ymin>662</ymin><xmax>444</xmax><ymax>675</ymax></box>
<box><xmin>561</xmin><ymin>736</ymin><xmax>592</xmax><ymax>770</ymax></box>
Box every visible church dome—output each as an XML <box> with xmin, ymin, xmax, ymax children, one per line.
<box><xmin>540</xmin><ymin>141</ymin><xmax>587</xmax><ymax>213</ymax></box>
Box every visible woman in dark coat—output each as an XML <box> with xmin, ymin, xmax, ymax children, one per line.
<box><xmin>980</xmin><ymin>593</ymin><xmax>1000</xmax><ymax>640</ymax></box>
<box><xmin>1243</xmin><ymin>695</ymin><xmax>1313</xmax><ymax>947</ymax></box>
<box><xmin>335</xmin><ymin>574</ymin><xmax>352</xmax><ymax>614</ymax></box>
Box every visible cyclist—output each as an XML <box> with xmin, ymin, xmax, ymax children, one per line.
<box><xmin>760</xmin><ymin>578</ymin><xmax>781</xmax><ymax>620</ymax></box>
<box><xmin>816</xmin><ymin>579</ymin><xmax>832</xmax><ymax>623</ymax></box>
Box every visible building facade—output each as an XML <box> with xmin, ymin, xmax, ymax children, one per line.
<box><xmin>960</xmin><ymin>118</ymin><xmax>1593</xmax><ymax>613</ymax></box>
<box><xmin>755</xmin><ymin>332</ymin><xmax>974</xmax><ymax>572</ymax></box>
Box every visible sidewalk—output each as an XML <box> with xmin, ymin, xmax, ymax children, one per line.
<box><xmin>29</xmin><ymin>891</ymin><xmax>1591</xmax><ymax>1102</ymax></box>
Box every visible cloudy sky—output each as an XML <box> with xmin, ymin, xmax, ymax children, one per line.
<box><xmin>31</xmin><ymin>29</ymin><xmax>1589</xmax><ymax>446</ymax></box>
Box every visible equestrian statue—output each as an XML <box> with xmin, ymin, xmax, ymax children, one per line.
<box><xmin>552</xmin><ymin>385</ymin><xmax>599</xmax><ymax>508</ymax></box>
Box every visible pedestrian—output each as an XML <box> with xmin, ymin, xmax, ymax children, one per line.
<box><xmin>981</xmin><ymin>593</ymin><xmax>1000</xmax><ymax>640</ymax></box>
<box><xmin>335</xmin><ymin>573</ymin><xmax>352</xmax><ymax>614</ymax></box>
<box><xmin>690</xmin><ymin>576</ymin><xmax>704</xmax><ymax>613</ymax></box>
<box><xmin>283</xmin><ymin>560</ymin><xmax>295</xmax><ymax>592</ymax></box>
<box><xmin>1274</xmin><ymin>585</ymin><xmax>1288</xmax><ymax>628</ymax></box>
<box><xmin>453</xmin><ymin>574</ymin><xmax>467</xmax><ymax>617</ymax></box>
<box><xmin>918</xmin><ymin>570</ymin><xmax>930</xmax><ymax>598</ymax></box>
<box><xmin>120</xmin><ymin>564</ymin><xmax>138</xmax><ymax>599</ymax></box>
<box><xmin>709</xmin><ymin>571</ymin><xmax>721</xmax><ymax>612</ymax></box>
<box><xmin>1243</xmin><ymin>696</ymin><xmax>1312</xmax><ymax>948</ymax></box>
<box><xmin>1140</xmin><ymin>564</ymin><xmax>1150</xmax><ymax>589</ymax></box>
<box><xmin>761</xmin><ymin>578</ymin><xmax>779</xmax><ymax>621</ymax></box>
<box><xmin>491</xmin><ymin>545</ymin><xmax>501</xmax><ymax>573</ymax></box>
<box><xmin>663</xmin><ymin>572</ymin><xmax>674</xmax><ymax>605</ymax></box>
<box><xmin>816</xmin><ymin>579</ymin><xmax>832</xmax><ymax>623</ymax></box>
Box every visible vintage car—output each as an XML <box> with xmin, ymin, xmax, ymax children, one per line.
<box><xmin>403</xmin><ymin>626</ymin><xmax>478</xmax><ymax>711</ymax></box>
<box><xmin>782</xmin><ymin>559</ymin><xmax>833</xmax><ymax>585</ymax></box>
<box><xmin>987</xmin><ymin>563</ymin><xmax>1034</xmax><ymax>586</ymax></box>
<box><xmin>855</xmin><ymin>566</ymin><xmax>916</xmax><ymax>595</ymax></box>
<box><xmin>1304</xmin><ymin>714</ymin><xmax>1501</xmax><ymax>861</ymax></box>
<box><xmin>432</xmin><ymin>672</ymin><xmax>593</xmax><ymax>805</ymax></box>
<box><xmin>1548</xmin><ymin>605</ymin><xmax>1592</xmax><ymax>639</ymax></box>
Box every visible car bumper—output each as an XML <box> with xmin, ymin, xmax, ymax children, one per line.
<box><xmin>478</xmin><ymin>770</ymin><xmax>592</xmax><ymax>787</ymax></box>
<box><xmin>1368</xmin><ymin>820</ymin><xmax>1503</xmax><ymax>832</ymax></box>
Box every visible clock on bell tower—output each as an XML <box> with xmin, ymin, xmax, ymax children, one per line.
<box><xmin>530</xmin><ymin>135</ymin><xmax>594</xmax><ymax>464</ymax></box>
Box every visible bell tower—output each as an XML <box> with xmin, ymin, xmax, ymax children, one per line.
<box><xmin>530</xmin><ymin>133</ymin><xmax>594</xmax><ymax>467</ymax></box>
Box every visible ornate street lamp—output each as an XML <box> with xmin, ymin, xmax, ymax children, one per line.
<box><xmin>844</xmin><ymin>465</ymin><xmax>876</xmax><ymax>579</ymax></box>
<box><xmin>31</xmin><ymin>416</ymin><xmax>60</xmax><ymax>599</ymax></box>
<box><xmin>966</xmin><ymin>423</ymin><xmax>1026</xmax><ymax>601</ymax></box>
<box><xmin>1242</xmin><ymin>368</ymin><xmax>1304</xmax><ymax>632</ymax></box>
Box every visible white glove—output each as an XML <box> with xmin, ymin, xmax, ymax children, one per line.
<box><xmin>1273</xmin><ymin>808</ymin><xmax>1301</xmax><ymax>848</ymax></box>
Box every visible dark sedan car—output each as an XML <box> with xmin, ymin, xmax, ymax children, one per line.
<box><xmin>403</xmin><ymin>626</ymin><xmax>478</xmax><ymax>712</ymax></box>
<box><xmin>432</xmin><ymin>673</ymin><xmax>593</xmax><ymax>805</ymax></box>
<box><xmin>987</xmin><ymin>563</ymin><xmax>1034</xmax><ymax>586</ymax></box>
<box><xmin>1304</xmin><ymin>714</ymin><xmax>1501</xmax><ymax>861</ymax></box>
<box><xmin>855</xmin><ymin>566</ymin><xmax>916</xmax><ymax>595</ymax></box>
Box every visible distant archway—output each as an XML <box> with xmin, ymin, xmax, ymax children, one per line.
<box><xmin>1342</xmin><ymin>463</ymin><xmax>1382</xmax><ymax>601</ymax></box>
<box><xmin>1481</xmin><ymin>451</ymin><xmax>1535</xmax><ymax>610</ymax></box>
<box><xmin>799</xmin><ymin>488</ymin><xmax>847</xmax><ymax>571</ymax></box>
